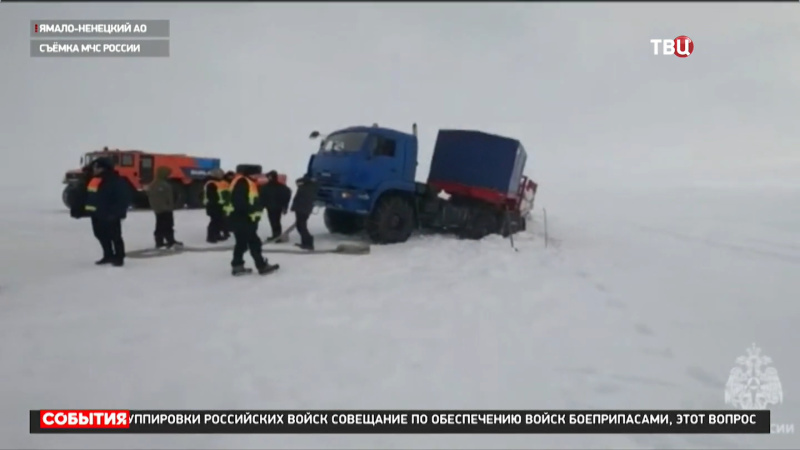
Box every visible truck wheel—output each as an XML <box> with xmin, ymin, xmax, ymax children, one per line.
<box><xmin>461</xmin><ymin>212</ymin><xmax>498</xmax><ymax>240</ymax></box>
<box><xmin>186</xmin><ymin>181</ymin><xmax>205</xmax><ymax>209</ymax></box>
<box><xmin>62</xmin><ymin>185</ymin><xmax>75</xmax><ymax>209</ymax></box>
<box><xmin>324</xmin><ymin>209</ymin><xmax>363</xmax><ymax>235</ymax></box>
<box><xmin>366</xmin><ymin>196</ymin><xmax>415</xmax><ymax>244</ymax></box>
<box><xmin>170</xmin><ymin>181</ymin><xmax>187</xmax><ymax>209</ymax></box>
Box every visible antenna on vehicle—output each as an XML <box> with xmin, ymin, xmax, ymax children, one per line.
<box><xmin>412</xmin><ymin>123</ymin><xmax>417</xmax><ymax>136</ymax></box>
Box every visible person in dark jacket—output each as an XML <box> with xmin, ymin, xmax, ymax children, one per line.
<box><xmin>145</xmin><ymin>166</ymin><xmax>183</xmax><ymax>249</ymax></box>
<box><xmin>259</xmin><ymin>170</ymin><xmax>292</xmax><ymax>242</ymax></box>
<box><xmin>228</xmin><ymin>167</ymin><xmax>279</xmax><ymax>276</ymax></box>
<box><xmin>291</xmin><ymin>174</ymin><xmax>318</xmax><ymax>250</ymax></box>
<box><xmin>204</xmin><ymin>169</ymin><xmax>228</xmax><ymax>243</ymax></box>
<box><xmin>68</xmin><ymin>164</ymin><xmax>93</xmax><ymax>219</ymax></box>
<box><xmin>84</xmin><ymin>157</ymin><xmax>131</xmax><ymax>266</ymax></box>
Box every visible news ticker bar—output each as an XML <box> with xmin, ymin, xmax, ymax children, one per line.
<box><xmin>31</xmin><ymin>410</ymin><xmax>770</xmax><ymax>434</ymax></box>
<box><xmin>31</xmin><ymin>20</ymin><xmax>170</xmax><ymax>38</ymax></box>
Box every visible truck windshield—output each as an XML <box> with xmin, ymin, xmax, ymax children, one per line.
<box><xmin>320</xmin><ymin>132</ymin><xmax>367</xmax><ymax>153</ymax></box>
<box><xmin>82</xmin><ymin>152</ymin><xmax>119</xmax><ymax>166</ymax></box>
<box><xmin>82</xmin><ymin>153</ymin><xmax>97</xmax><ymax>165</ymax></box>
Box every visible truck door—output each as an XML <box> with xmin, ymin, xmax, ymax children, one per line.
<box><xmin>139</xmin><ymin>155</ymin><xmax>155</xmax><ymax>185</ymax></box>
<box><xmin>363</xmin><ymin>135</ymin><xmax>402</xmax><ymax>188</ymax></box>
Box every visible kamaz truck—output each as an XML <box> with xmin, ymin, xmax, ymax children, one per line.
<box><xmin>306</xmin><ymin>124</ymin><xmax>537</xmax><ymax>244</ymax></box>
<box><xmin>62</xmin><ymin>148</ymin><xmax>221</xmax><ymax>210</ymax></box>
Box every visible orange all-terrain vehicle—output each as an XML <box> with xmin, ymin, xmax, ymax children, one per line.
<box><xmin>62</xmin><ymin>148</ymin><xmax>222</xmax><ymax>210</ymax></box>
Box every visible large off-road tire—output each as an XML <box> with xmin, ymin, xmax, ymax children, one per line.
<box><xmin>186</xmin><ymin>181</ymin><xmax>205</xmax><ymax>209</ymax></box>
<box><xmin>62</xmin><ymin>184</ymin><xmax>75</xmax><ymax>209</ymax></box>
<box><xmin>170</xmin><ymin>180</ymin><xmax>187</xmax><ymax>209</ymax></box>
<box><xmin>460</xmin><ymin>211</ymin><xmax>499</xmax><ymax>240</ymax></box>
<box><xmin>366</xmin><ymin>196</ymin><xmax>415</xmax><ymax>244</ymax></box>
<box><xmin>324</xmin><ymin>208</ymin><xmax>364</xmax><ymax>235</ymax></box>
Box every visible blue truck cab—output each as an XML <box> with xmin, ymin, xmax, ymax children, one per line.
<box><xmin>306</xmin><ymin>123</ymin><xmax>535</xmax><ymax>244</ymax></box>
<box><xmin>308</xmin><ymin>125</ymin><xmax>419</xmax><ymax>214</ymax></box>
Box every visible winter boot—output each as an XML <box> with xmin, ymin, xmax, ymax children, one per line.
<box><xmin>296</xmin><ymin>235</ymin><xmax>314</xmax><ymax>251</ymax></box>
<box><xmin>111</xmin><ymin>257</ymin><xmax>124</xmax><ymax>267</ymax></box>
<box><xmin>257</xmin><ymin>263</ymin><xmax>280</xmax><ymax>275</ymax></box>
<box><xmin>294</xmin><ymin>243</ymin><xmax>314</xmax><ymax>251</ymax></box>
<box><xmin>166</xmin><ymin>240</ymin><xmax>184</xmax><ymax>250</ymax></box>
<box><xmin>231</xmin><ymin>265</ymin><xmax>252</xmax><ymax>276</ymax></box>
<box><xmin>155</xmin><ymin>236</ymin><xmax>166</xmax><ymax>249</ymax></box>
<box><xmin>95</xmin><ymin>257</ymin><xmax>112</xmax><ymax>265</ymax></box>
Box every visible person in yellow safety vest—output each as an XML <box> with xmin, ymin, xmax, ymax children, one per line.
<box><xmin>227</xmin><ymin>166</ymin><xmax>280</xmax><ymax>276</ymax></box>
<box><xmin>220</xmin><ymin>171</ymin><xmax>236</xmax><ymax>240</ymax></box>
<box><xmin>215</xmin><ymin>175</ymin><xmax>231</xmax><ymax>240</ymax></box>
<box><xmin>203</xmin><ymin>169</ymin><xmax>229</xmax><ymax>243</ymax></box>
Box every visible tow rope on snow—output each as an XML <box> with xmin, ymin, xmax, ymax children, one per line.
<box><xmin>127</xmin><ymin>212</ymin><xmax>369</xmax><ymax>259</ymax></box>
<box><xmin>126</xmin><ymin>242</ymin><xmax>370</xmax><ymax>259</ymax></box>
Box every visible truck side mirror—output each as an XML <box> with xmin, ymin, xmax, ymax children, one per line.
<box><xmin>309</xmin><ymin>131</ymin><xmax>321</xmax><ymax>139</ymax></box>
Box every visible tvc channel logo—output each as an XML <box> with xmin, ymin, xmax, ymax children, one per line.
<box><xmin>650</xmin><ymin>36</ymin><xmax>693</xmax><ymax>58</ymax></box>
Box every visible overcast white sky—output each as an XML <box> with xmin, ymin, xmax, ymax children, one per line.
<box><xmin>1</xmin><ymin>3</ymin><xmax>798</xmax><ymax>195</ymax></box>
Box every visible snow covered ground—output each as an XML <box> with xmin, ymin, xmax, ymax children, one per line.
<box><xmin>3</xmin><ymin>2</ymin><xmax>800</xmax><ymax>449</ymax></box>
<box><xmin>1</xmin><ymin>184</ymin><xmax>798</xmax><ymax>449</ymax></box>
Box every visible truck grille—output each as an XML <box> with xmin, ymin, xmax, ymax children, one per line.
<box><xmin>64</xmin><ymin>173</ymin><xmax>82</xmax><ymax>183</ymax></box>
<box><xmin>316</xmin><ymin>172</ymin><xmax>341</xmax><ymax>185</ymax></box>
<box><xmin>317</xmin><ymin>188</ymin><xmax>335</xmax><ymax>203</ymax></box>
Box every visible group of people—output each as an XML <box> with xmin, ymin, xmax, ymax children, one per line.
<box><xmin>69</xmin><ymin>157</ymin><xmax>319</xmax><ymax>276</ymax></box>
